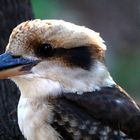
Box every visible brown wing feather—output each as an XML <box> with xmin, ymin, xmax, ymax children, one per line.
<box><xmin>50</xmin><ymin>85</ymin><xmax>140</xmax><ymax>139</ymax></box>
<box><xmin>52</xmin><ymin>98</ymin><xmax>131</xmax><ymax>140</ymax></box>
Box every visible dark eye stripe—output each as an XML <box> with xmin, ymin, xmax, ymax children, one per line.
<box><xmin>36</xmin><ymin>45</ymin><xmax>93</xmax><ymax>70</ymax></box>
<box><xmin>54</xmin><ymin>47</ymin><xmax>92</xmax><ymax>70</ymax></box>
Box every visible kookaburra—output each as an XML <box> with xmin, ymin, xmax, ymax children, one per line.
<box><xmin>0</xmin><ymin>19</ymin><xmax>140</xmax><ymax>140</ymax></box>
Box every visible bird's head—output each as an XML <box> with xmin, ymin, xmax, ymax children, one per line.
<box><xmin>0</xmin><ymin>19</ymin><xmax>115</xmax><ymax>98</ymax></box>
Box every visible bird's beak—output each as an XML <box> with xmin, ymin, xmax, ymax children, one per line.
<box><xmin>0</xmin><ymin>53</ymin><xmax>38</xmax><ymax>79</ymax></box>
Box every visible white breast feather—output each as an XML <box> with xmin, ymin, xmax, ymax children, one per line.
<box><xmin>18</xmin><ymin>97</ymin><xmax>61</xmax><ymax>140</ymax></box>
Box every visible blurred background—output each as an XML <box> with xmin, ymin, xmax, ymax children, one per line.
<box><xmin>31</xmin><ymin>0</ymin><xmax>140</xmax><ymax>101</ymax></box>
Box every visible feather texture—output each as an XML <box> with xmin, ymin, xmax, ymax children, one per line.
<box><xmin>49</xmin><ymin>85</ymin><xmax>140</xmax><ymax>139</ymax></box>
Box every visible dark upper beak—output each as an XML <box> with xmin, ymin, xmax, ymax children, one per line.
<box><xmin>0</xmin><ymin>53</ymin><xmax>37</xmax><ymax>79</ymax></box>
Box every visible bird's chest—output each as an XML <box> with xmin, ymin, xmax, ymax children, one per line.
<box><xmin>17</xmin><ymin>97</ymin><xmax>53</xmax><ymax>140</ymax></box>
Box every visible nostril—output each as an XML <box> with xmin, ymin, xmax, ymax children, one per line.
<box><xmin>12</xmin><ymin>55</ymin><xmax>22</xmax><ymax>58</ymax></box>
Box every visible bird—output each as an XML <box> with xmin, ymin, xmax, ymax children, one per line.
<box><xmin>0</xmin><ymin>19</ymin><xmax>140</xmax><ymax>140</ymax></box>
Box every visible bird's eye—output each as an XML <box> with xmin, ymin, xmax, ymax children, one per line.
<box><xmin>37</xmin><ymin>44</ymin><xmax>53</xmax><ymax>57</ymax></box>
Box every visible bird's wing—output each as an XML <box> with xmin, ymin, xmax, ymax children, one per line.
<box><xmin>51</xmin><ymin>85</ymin><xmax>140</xmax><ymax>140</ymax></box>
